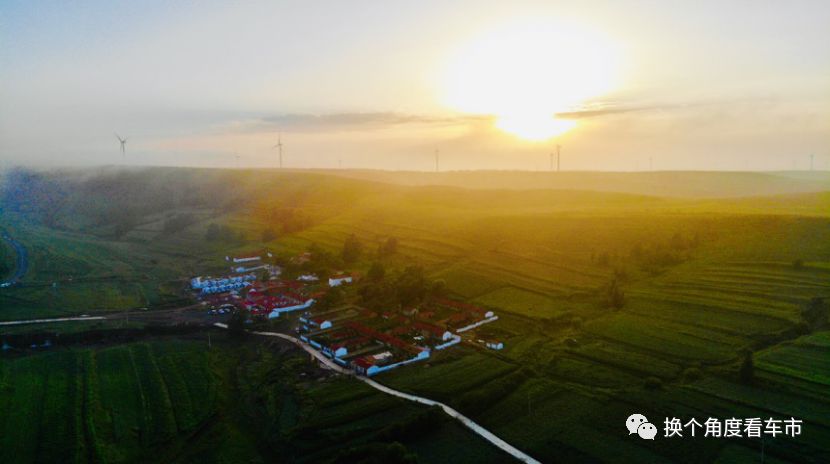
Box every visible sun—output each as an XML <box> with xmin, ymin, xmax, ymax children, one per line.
<box><xmin>442</xmin><ymin>18</ymin><xmax>621</xmax><ymax>141</ymax></box>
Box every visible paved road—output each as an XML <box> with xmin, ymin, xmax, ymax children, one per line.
<box><xmin>1</xmin><ymin>315</ymin><xmax>542</xmax><ymax>463</ymax></box>
<box><xmin>1</xmin><ymin>231</ymin><xmax>28</xmax><ymax>287</ymax></box>
<box><xmin>0</xmin><ymin>316</ymin><xmax>106</xmax><ymax>326</ymax></box>
<box><xmin>223</xmin><ymin>324</ymin><xmax>543</xmax><ymax>464</ymax></box>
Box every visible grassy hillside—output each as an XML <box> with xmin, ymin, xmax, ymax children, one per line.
<box><xmin>2</xmin><ymin>167</ymin><xmax>829</xmax><ymax>463</ymax></box>
<box><xmin>0</xmin><ymin>336</ymin><xmax>517</xmax><ymax>464</ymax></box>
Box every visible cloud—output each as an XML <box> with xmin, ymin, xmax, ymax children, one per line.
<box><xmin>556</xmin><ymin>104</ymin><xmax>655</xmax><ymax>119</ymax></box>
<box><xmin>226</xmin><ymin>112</ymin><xmax>491</xmax><ymax>134</ymax></box>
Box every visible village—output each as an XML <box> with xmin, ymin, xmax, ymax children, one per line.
<box><xmin>190</xmin><ymin>249</ymin><xmax>504</xmax><ymax>376</ymax></box>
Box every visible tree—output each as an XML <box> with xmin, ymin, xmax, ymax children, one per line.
<box><xmin>801</xmin><ymin>297</ymin><xmax>828</xmax><ymax>330</ymax></box>
<box><xmin>605</xmin><ymin>277</ymin><xmax>625</xmax><ymax>310</ymax></box>
<box><xmin>261</xmin><ymin>227</ymin><xmax>277</xmax><ymax>242</ymax></box>
<box><xmin>359</xmin><ymin>281</ymin><xmax>397</xmax><ymax>311</ymax></box>
<box><xmin>378</xmin><ymin>237</ymin><xmax>398</xmax><ymax>256</ymax></box>
<box><xmin>367</xmin><ymin>261</ymin><xmax>386</xmax><ymax>281</ymax></box>
<box><xmin>342</xmin><ymin>234</ymin><xmax>363</xmax><ymax>264</ymax></box>
<box><xmin>395</xmin><ymin>265</ymin><xmax>427</xmax><ymax>307</ymax></box>
<box><xmin>318</xmin><ymin>287</ymin><xmax>344</xmax><ymax>311</ymax></box>
<box><xmin>429</xmin><ymin>279</ymin><xmax>447</xmax><ymax>298</ymax></box>
<box><xmin>205</xmin><ymin>223</ymin><xmax>221</xmax><ymax>241</ymax></box>
<box><xmin>228</xmin><ymin>309</ymin><xmax>249</xmax><ymax>339</ymax></box>
<box><xmin>739</xmin><ymin>351</ymin><xmax>754</xmax><ymax>385</ymax></box>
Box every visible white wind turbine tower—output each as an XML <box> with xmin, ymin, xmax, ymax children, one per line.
<box><xmin>273</xmin><ymin>133</ymin><xmax>284</xmax><ymax>168</ymax></box>
<box><xmin>115</xmin><ymin>133</ymin><xmax>128</xmax><ymax>157</ymax></box>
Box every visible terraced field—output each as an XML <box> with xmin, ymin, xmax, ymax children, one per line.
<box><xmin>0</xmin><ymin>340</ymin><xmax>218</xmax><ymax>464</ymax></box>
<box><xmin>3</xmin><ymin>168</ymin><xmax>830</xmax><ymax>463</ymax></box>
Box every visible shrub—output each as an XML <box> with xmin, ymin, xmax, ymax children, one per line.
<box><xmin>739</xmin><ymin>351</ymin><xmax>754</xmax><ymax>385</ymax></box>
<box><xmin>644</xmin><ymin>377</ymin><xmax>663</xmax><ymax>390</ymax></box>
<box><xmin>682</xmin><ymin>367</ymin><xmax>703</xmax><ymax>382</ymax></box>
<box><xmin>604</xmin><ymin>278</ymin><xmax>625</xmax><ymax>310</ymax></box>
<box><xmin>261</xmin><ymin>227</ymin><xmax>277</xmax><ymax>242</ymax></box>
<box><xmin>342</xmin><ymin>234</ymin><xmax>363</xmax><ymax>264</ymax></box>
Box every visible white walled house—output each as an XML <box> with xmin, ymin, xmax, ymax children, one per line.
<box><xmin>328</xmin><ymin>275</ymin><xmax>353</xmax><ymax>287</ymax></box>
<box><xmin>267</xmin><ymin>298</ymin><xmax>315</xmax><ymax>318</ymax></box>
<box><xmin>486</xmin><ymin>341</ymin><xmax>504</xmax><ymax>350</ymax></box>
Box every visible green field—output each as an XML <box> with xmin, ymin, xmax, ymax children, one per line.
<box><xmin>0</xmin><ymin>340</ymin><xmax>219</xmax><ymax>464</ymax></box>
<box><xmin>2</xmin><ymin>167</ymin><xmax>830</xmax><ymax>463</ymax></box>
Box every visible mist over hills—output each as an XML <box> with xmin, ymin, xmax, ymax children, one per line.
<box><xmin>315</xmin><ymin>169</ymin><xmax>830</xmax><ymax>198</ymax></box>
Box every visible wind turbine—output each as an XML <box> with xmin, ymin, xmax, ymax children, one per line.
<box><xmin>550</xmin><ymin>145</ymin><xmax>561</xmax><ymax>171</ymax></box>
<box><xmin>115</xmin><ymin>133</ymin><xmax>127</xmax><ymax>157</ymax></box>
<box><xmin>272</xmin><ymin>133</ymin><xmax>283</xmax><ymax>168</ymax></box>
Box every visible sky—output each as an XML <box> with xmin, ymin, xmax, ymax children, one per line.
<box><xmin>1</xmin><ymin>0</ymin><xmax>829</xmax><ymax>171</ymax></box>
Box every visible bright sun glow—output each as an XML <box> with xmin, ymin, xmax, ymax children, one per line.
<box><xmin>442</xmin><ymin>19</ymin><xmax>621</xmax><ymax>141</ymax></box>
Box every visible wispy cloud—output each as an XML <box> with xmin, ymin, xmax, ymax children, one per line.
<box><xmin>226</xmin><ymin>112</ymin><xmax>491</xmax><ymax>134</ymax></box>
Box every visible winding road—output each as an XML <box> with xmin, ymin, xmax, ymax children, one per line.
<box><xmin>1</xmin><ymin>231</ymin><xmax>28</xmax><ymax>287</ymax></box>
<box><xmin>223</xmin><ymin>324</ymin><xmax>543</xmax><ymax>464</ymax></box>
<box><xmin>1</xmin><ymin>313</ymin><xmax>542</xmax><ymax>463</ymax></box>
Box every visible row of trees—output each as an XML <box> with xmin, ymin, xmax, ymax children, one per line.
<box><xmin>593</xmin><ymin>232</ymin><xmax>702</xmax><ymax>274</ymax></box>
<box><xmin>358</xmin><ymin>264</ymin><xmax>446</xmax><ymax>310</ymax></box>
<box><xmin>342</xmin><ymin>235</ymin><xmax>398</xmax><ymax>264</ymax></box>
<box><xmin>162</xmin><ymin>213</ymin><xmax>197</xmax><ymax>234</ymax></box>
<box><xmin>264</xmin><ymin>207</ymin><xmax>313</xmax><ymax>234</ymax></box>
<box><xmin>205</xmin><ymin>223</ymin><xmax>245</xmax><ymax>242</ymax></box>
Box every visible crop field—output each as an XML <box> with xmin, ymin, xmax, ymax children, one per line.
<box><xmin>2</xmin><ymin>168</ymin><xmax>830</xmax><ymax>463</ymax></box>
<box><xmin>754</xmin><ymin>331</ymin><xmax>830</xmax><ymax>397</ymax></box>
<box><xmin>0</xmin><ymin>340</ymin><xmax>218</xmax><ymax>464</ymax></box>
<box><xmin>474</xmin><ymin>286</ymin><xmax>563</xmax><ymax>318</ymax></box>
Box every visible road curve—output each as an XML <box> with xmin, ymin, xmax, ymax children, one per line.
<box><xmin>1</xmin><ymin>231</ymin><xmax>28</xmax><ymax>287</ymax></box>
<box><xmin>217</xmin><ymin>323</ymin><xmax>543</xmax><ymax>464</ymax></box>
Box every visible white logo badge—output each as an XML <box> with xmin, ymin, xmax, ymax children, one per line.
<box><xmin>627</xmin><ymin>413</ymin><xmax>656</xmax><ymax>440</ymax></box>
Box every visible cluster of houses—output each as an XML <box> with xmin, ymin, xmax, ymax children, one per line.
<box><xmin>192</xmin><ymin>251</ymin><xmax>357</xmax><ymax>320</ymax></box>
<box><xmin>191</xmin><ymin>250</ymin><xmax>504</xmax><ymax>378</ymax></box>
<box><xmin>297</xmin><ymin>298</ymin><xmax>502</xmax><ymax>377</ymax></box>
<box><xmin>191</xmin><ymin>274</ymin><xmax>257</xmax><ymax>295</ymax></box>
<box><xmin>243</xmin><ymin>282</ymin><xmax>315</xmax><ymax>318</ymax></box>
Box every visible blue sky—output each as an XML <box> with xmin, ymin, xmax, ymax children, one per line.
<box><xmin>1</xmin><ymin>0</ymin><xmax>828</xmax><ymax>170</ymax></box>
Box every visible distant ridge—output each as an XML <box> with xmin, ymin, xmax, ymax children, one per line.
<box><xmin>312</xmin><ymin>169</ymin><xmax>830</xmax><ymax>199</ymax></box>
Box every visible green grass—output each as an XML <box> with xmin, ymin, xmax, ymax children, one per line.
<box><xmin>474</xmin><ymin>286</ymin><xmax>564</xmax><ymax>318</ymax></box>
<box><xmin>0</xmin><ymin>340</ymin><xmax>219</xmax><ymax>464</ymax></box>
<box><xmin>3</xmin><ymin>167</ymin><xmax>830</xmax><ymax>463</ymax></box>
